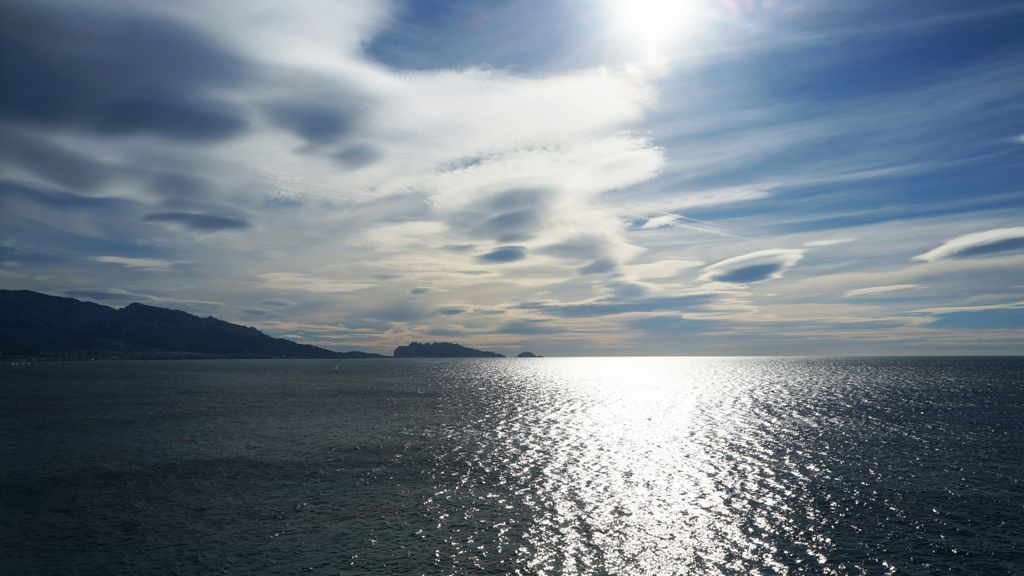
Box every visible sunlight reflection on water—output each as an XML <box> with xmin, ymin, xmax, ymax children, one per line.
<box><xmin>419</xmin><ymin>358</ymin><xmax>837</xmax><ymax>574</ymax></box>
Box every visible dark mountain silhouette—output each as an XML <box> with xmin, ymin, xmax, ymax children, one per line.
<box><xmin>0</xmin><ymin>290</ymin><xmax>385</xmax><ymax>359</ymax></box>
<box><xmin>517</xmin><ymin>351</ymin><xmax>541</xmax><ymax>357</ymax></box>
<box><xmin>393</xmin><ymin>341</ymin><xmax>504</xmax><ymax>358</ymax></box>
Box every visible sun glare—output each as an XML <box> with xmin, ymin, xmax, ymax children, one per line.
<box><xmin>610</xmin><ymin>0</ymin><xmax>706</xmax><ymax>67</ymax></box>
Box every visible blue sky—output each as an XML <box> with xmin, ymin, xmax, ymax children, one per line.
<box><xmin>1</xmin><ymin>0</ymin><xmax>1022</xmax><ymax>355</ymax></box>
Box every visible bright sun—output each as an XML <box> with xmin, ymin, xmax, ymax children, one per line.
<box><xmin>609</xmin><ymin>0</ymin><xmax>706</xmax><ymax>66</ymax></box>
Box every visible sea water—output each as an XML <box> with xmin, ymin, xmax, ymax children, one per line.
<box><xmin>2</xmin><ymin>357</ymin><xmax>1022</xmax><ymax>575</ymax></box>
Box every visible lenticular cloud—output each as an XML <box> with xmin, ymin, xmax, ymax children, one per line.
<box><xmin>913</xmin><ymin>227</ymin><xmax>1024</xmax><ymax>262</ymax></box>
<box><xmin>699</xmin><ymin>248</ymin><xmax>805</xmax><ymax>284</ymax></box>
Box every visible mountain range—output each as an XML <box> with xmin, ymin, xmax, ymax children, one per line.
<box><xmin>0</xmin><ymin>290</ymin><xmax>523</xmax><ymax>360</ymax></box>
<box><xmin>0</xmin><ymin>290</ymin><xmax>384</xmax><ymax>359</ymax></box>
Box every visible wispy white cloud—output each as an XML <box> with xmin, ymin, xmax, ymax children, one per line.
<box><xmin>914</xmin><ymin>300</ymin><xmax>1024</xmax><ymax>315</ymax></box>
<box><xmin>805</xmin><ymin>238</ymin><xmax>854</xmax><ymax>247</ymax></box>
<box><xmin>92</xmin><ymin>256</ymin><xmax>175</xmax><ymax>270</ymax></box>
<box><xmin>913</xmin><ymin>227</ymin><xmax>1024</xmax><ymax>262</ymax></box>
<box><xmin>257</xmin><ymin>272</ymin><xmax>377</xmax><ymax>294</ymax></box>
<box><xmin>625</xmin><ymin>259</ymin><xmax>704</xmax><ymax>281</ymax></box>
<box><xmin>844</xmin><ymin>284</ymin><xmax>919</xmax><ymax>298</ymax></box>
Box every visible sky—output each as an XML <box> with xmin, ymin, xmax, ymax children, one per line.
<box><xmin>1</xmin><ymin>0</ymin><xmax>1023</xmax><ymax>356</ymax></box>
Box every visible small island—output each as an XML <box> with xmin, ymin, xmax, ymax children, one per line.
<box><xmin>393</xmin><ymin>341</ymin><xmax>504</xmax><ymax>358</ymax></box>
<box><xmin>517</xmin><ymin>351</ymin><xmax>542</xmax><ymax>358</ymax></box>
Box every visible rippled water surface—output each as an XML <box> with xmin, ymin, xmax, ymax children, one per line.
<box><xmin>2</xmin><ymin>357</ymin><xmax>1023</xmax><ymax>574</ymax></box>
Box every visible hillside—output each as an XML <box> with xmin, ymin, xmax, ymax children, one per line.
<box><xmin>0</xmin><ymin>290</ymin><xmax>385</xmax><ymax>359</ymax></box>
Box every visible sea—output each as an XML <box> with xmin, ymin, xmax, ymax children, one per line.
<box><xmin>2</xmin><ymin>357</ymin><xmax>1022</xmax><ymax>575</ymax></box>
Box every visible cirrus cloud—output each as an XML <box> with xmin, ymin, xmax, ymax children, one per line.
<box><xmin>92</xmin><ymin>256</ymin><xmax>175</xmax><ymax>270</ymax></box>
<box><xmin>844</xmin><ymin>284</ymin><xmax>920</xmax><ymax>298</ymax></box>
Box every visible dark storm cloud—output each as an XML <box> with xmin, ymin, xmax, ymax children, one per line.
<box><xmin>0</xmin><ymin>131</ymin><xmax>113</xmax><ymax>191</ymax></box>
<box><xmin>438</xmin><ymin>307</ymin><xmax>466</xmax><ymax>315</ymax></box>
<box><xmin>0</xmin><ymin>2</ymin><xmax>248</xmax><ymax>141</ymax></box>
<box><xmin>477</xmin><ymin>246</ymin><xmax>527</xmax><ymax>263</ymax></box>
<box><xmin>143</xmin><ymin>211</ymin><xmax>250</xmax><ymax>231</ymax></box>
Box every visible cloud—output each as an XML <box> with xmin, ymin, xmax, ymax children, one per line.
<box><xmin>4</xmin><ymin>0</ymin><xmax>1023</xmax><ymax>355</ymax></box>
<box><xmin>143</xmin><ymin>212</ymin><xmax>250</xmax><ymax>231</ymax></box>
<box><xmin>805</xmin><ymin>237</ymin><xmax>855</xmax><ymax>247</ymax></box>
<box><xmin>0</xmin><ymin>2</ymin><xmax>248</xmax><ymax>141</ymax></box>
<box><xmin>440</xmin><ymin>244</ymin><xmax>475</xmax><ymax>253</ymax></box>
<box><xmin>625</xmin><ymin>259</ymin><xmax>704</xmax><ymax>280</ymax></box>
<box><xmin>538</xmin><ymin>235</ymin><xmax>609</xmax><ymax>260</ymax></box>
<box><xmin>0</xmin><ymin>180</ymin><xmax>128</xmax><ymax>211</ymax></box>
<box><xmin>0</xmin><ymin>131</ymin><xmax>113</xmax><ymax>191</ymax></box>
<box><xmin>915</xmin><ymin>300</ymin><xmax>1024</xmax><ymax>315</ymax></box>
<box><xmin>59</xmin><ymin>288</ymin><xmax>222</xmax><ymax>310</ymax></box>
<box><xmin>497</xmin><ymin>319</ymin><xmax>560</xmax><ymax>335</ymax></box>
<box><xmin>635</xmin><ymin>214</ymin><xmax>680</xmax><ymax>230</ymax></box>
<box><xmin>844</xmin><ymin>284</ymin><xmax>919</xmax><ymax>297</ymax></box>
<box><xmin>259</xmin><ymin>298</ymin><xmax>297</xmax><ymax>307</ymax></box>
<box><xmin>268</xmin><ymin>103</ymin><xmax>356</xmax><ymax>145</ymax></box>
<box><xmin>699</xmin><ymin>249</ymin><xmax>805</xmax><ymax>284</ymax></box>
<box><xmin>521</xmin><ymin>293</ymin><xmax>713</xmax><ymax>318</ymax></box>
<box><xmin>579</xmin><ymin>258</ymin><xmax>617</xmax><ymax>275</ymax></box>
<box><xmin>449</xmin><ymin>188</ymin><xmax>549</xmax><ymax>243</ymax></box>
<box><xmin>336</xmin><ymin>145</ymin><xmax>380</xmax><ymax>169</ymax></box>
<box><xmin>92</xmin><ymin>256</ymin><xmax>175</xmax><ymax>270</ymax></box>
<box><xmin>257</xmin><ymin>272</ymin><xmax>376</xmax><ymax>293</ymax></box>
<box><xmin>913</xmin><ymin>227</ymin><xmax>1024</xmax><ymax>262</ymax></box>
<box><xmin>149</xmin><ymin>173</ymin><xmax>213</xmax><ymax>200</ymax></box>
<box><xmin>478</xmin><ymin>246</ymin><xmax>527</xmax><ymax>263</ymax></box>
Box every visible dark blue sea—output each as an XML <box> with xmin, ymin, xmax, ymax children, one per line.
<box><xmin>2</xmin><ymin>357</ymin><xmax>1022</xmax><ymax>575</ymax></box>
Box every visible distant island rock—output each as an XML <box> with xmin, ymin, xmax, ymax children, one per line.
<box><xmin>517</xmin><ymin>351</ymin><xmax>542</xmax><ymax>357</ymax></box>
<box><xmin>393</xmin><ymin>341</ymin><xmax>504</xmax><ymax>358</ymax></box>
<box><xmin>0</xmin><ymin>289</ymin><xmax>386</xmax><ymax>360</ymax></box>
